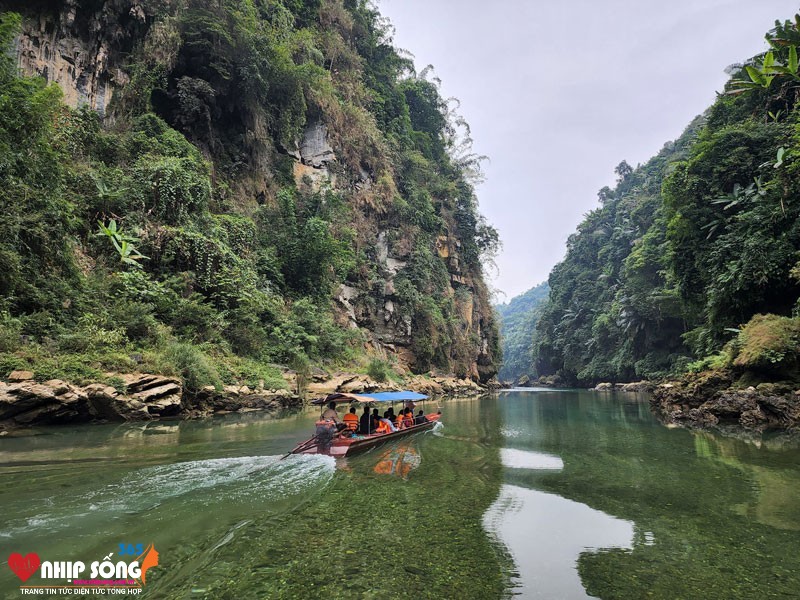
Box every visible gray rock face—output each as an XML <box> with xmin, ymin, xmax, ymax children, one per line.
<box><xmin>123</xmin><ymin>374</ymin><xmax>182</xmax><ymax>416</ymax></box>
<box><xmin>192</xmin><ymin>386</ymin><xmax>301</xmax><ymax>414</ymax></box>
<box><xmin>12</xmin><ymin>0</ymin><xmax>145</xmax><ymax>118</ymax></box>
<box><xmin>299</xmin><ymin>121</ymin><xmax>335</xmax><ymax>167</ymax></box>
<box><xmin>84</xmin><ymin>383</ymin><xmax>151</xmax><ymax>421</ymax></box>
<box><xmin>1</xmin><ymin>380</ymin><xmax>91</xmax><ymax>424</ymax></box>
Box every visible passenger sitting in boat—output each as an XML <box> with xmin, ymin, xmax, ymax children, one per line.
<box><xmin>372</xmin><ymin>409</ymin><xmax>385</xmax><ymax>433</ymax></box>
<box><xmin>374</xmin><ymin>418</ymin><xmax>391</xmax><ymax>434</ymax></box>
<box><xmin>414</xmin><ymin>409</ymin><xmax>428</xmax><ymax>425</ymax></box>
<box><xmin>359</xmin><ymin>406</ymin><xmax>374</xmax><ymax>435</ymax></box>
<box><xmin>322</xmin><ymin>401</ymin><xmax>347</xmax><ymax>432</ymax></box>
<box><xmin>402</xmin><ymin>408</ymin><xmax>414</xmax><ymax>428</ymax></box>
<box><xmin>343</xmin><ymin>407</ymin><xmax>359</xmax><ymax>432</ymax></box>
<box><xmin>381</xmin><ymin>416</ymin><xmax>397</xmax><ymax>432</ymax></box>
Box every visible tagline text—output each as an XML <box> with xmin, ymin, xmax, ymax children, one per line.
<box><xmin>20</xmin><ymin>590</ymin><xmax>142</xmax><ymax>595</ymax></box>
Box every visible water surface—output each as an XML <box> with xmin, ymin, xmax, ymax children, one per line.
<box><xmin>1</xmin><ymin>390</ymin><xmax>799</xmax><ymax>599</ymax></box>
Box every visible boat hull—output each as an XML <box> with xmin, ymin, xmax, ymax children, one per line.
<box><xmin>290</xmin><ymin>413</ymin><xmax>441</xmax><ymax>457</ymax></box>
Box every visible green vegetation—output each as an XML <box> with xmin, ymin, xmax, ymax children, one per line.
<box><xmin>532</xmin><ymin>14</ymin><xmax>800</xmax><ymax>386</ymax></box>
<box><xmin>366</xmin><ymin>357</ymin><xmax>392</xmax><ymax>382</ymax></box>
<box><xmin>495</xmin><ymin>282</ymin><xmax>549</xmax><ymax>382</ymax></box>
<box><xmin>0</xmin><ymin>0</ymin><xmax>499</xmax><ymax>391</ymax></box>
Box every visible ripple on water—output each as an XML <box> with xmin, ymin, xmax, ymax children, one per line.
<box><xmin>0</xmin><ymin>454</ymin><xmax>335</xmax><ymax>538</ymax></box>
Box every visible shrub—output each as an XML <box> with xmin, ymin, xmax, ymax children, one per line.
<box><xmin>218</xmin><ymin>356</ymin><xmax>286</xmax><ymax>390</ymax></box>
<box><xmin>133</xmin><ymin>155</ymin><xmax>211</xmax><ymax>224</ymax></box>
<box><xmin>730</xmin><ymin>314</ymin><xmax>800</xmax><ymax>377</ymax></box>
<box><xmin>366</xmin><ymin>358</ymin><xmax>390</xmax><ymax>382</ymax></box>
<box><xmin>160</xmin><ymin>343</ymin><xmax>222</xmax><ymax>393</ymax></box>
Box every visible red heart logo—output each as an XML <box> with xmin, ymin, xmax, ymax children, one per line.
<box><xmin>8</xmin><ymin>553</ymin><xmax>41</xmax><ymax>582</ymax></box>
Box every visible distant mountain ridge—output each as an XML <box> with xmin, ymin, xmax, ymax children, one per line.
<box><xmin>495</xmin><ymin>282</ymin><xmax>549</xmax><ymax>382</ymax></box>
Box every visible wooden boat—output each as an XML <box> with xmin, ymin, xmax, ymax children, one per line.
<box><xmin>287</xmin><ymin>391</ymin><xmax>441</xmax><ymax>458</ymax></box>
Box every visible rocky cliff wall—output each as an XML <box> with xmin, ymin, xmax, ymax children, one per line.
<box><xmin>4</xmin><ymin>0</ymin><xmax>499</xmax><ymax>381</ymax></box>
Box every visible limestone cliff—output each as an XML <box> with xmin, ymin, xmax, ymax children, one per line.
<box><xmin>1</xmin><ymin>0</ymin><xmax>499</xmax><ymax>382</ymax></box>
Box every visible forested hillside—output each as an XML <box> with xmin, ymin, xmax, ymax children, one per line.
<box><xmin>495</xmin><ymin>282</ymin><xmax>548</xmax><ymax>382</ymax></box>
<box><xmin>533</xmin><ymin>14</ymin><xmax>800</xmax><ymax>387</ymax></box>
<box><xmin>0</xmin><ymin>0</ymin><xmax>500</xmax><ymax>393</ymax></box>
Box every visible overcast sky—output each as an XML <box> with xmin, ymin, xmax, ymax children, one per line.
<box><xmin>378</xmin><ymin>0</ymin><xmax>800</xmax><ymax>300</ymax></box>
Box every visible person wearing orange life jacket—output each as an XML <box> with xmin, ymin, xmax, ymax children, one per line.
<box><xmin>402</xmin><ymin>408</ymin><xmax>414</xmax><ymax>428</ymax></box>
<box><xmin>343</xmin><ymin>407</ymin><xmax>359</xmax><ymax>432</ymax></box>
<box><xmin>380</xmin><ymin>415</ymin><xmax>397</xmax><ymax>432</ymax></box>
<box><xmin>374</xmin><ymin>418</ymin><xmax>390</xmax><ymax>434</ymax></box>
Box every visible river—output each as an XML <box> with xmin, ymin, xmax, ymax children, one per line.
<box><xmin>1</xmin><ymin>389</ymin><xmax>799</xmax><ymax>599</ymax></box>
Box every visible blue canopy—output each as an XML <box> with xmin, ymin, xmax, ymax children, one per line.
<box><xmin>352</xmin><ymin>391</ymin><xmax>428</xmax><ymax>402</ymax></box>
<box><xmin>312</xmin><ymin>391</ymin><xmax>428</xmax><ymax>405</ymax></box>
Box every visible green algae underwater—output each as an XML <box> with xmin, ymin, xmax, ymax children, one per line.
<box><xmin>2</xmin><ymin>390</ymin><xmax>800</xmax><ymax>599</ymax></box>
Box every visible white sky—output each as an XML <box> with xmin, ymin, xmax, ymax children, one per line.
<box><xmin>378</xmin><ymin>0</ymin><xmax>800</xmax><ymax>299</ymax></box>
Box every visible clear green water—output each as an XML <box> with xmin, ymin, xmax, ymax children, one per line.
<box><xmin>1</xmin><ymin>390</ymin><xmax>799</xmax><ymax>599</ymax></box>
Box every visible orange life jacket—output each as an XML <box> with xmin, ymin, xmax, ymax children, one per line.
<box><xmin>375</xmin><ymin>419</ymin><xmax>390</xmax><ymax>434</ymax></box>
<box><xmin>343</xmin><ymin>413</ymin><xmax>359</xmax><ymax>431</ymax></box>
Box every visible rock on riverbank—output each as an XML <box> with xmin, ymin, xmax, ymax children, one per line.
<box><xmin>1</xmin><ymin>369</ymin><xmax>486</xmax><ymax>430</ymax></box>
<box><xmin>0</xmin><ymin>371</ymin><xmax>301</xmax><ymax>430</ymax></box>
<box><xmin>650</xmin><ymin>371</ymin><xmax>800</xmax><ymax>431</ymax></box>
<box><xmin>592</xmin><ymin>381</ymin><xmax>655</xmax><ymax>393</ymax></box>
<box><xmin>301</xmin><ymin>371</ymin><xmax>484</xmax><ymax>398</ymax></box>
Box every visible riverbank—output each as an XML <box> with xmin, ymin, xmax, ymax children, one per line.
<box><xmin>510</xmin><ymin>372</ymin><xmax>800</xmax><ymax>433</ymax></box>
<box><xmin>649</xmin><ymin>370</ymin><xmax>800</xmax><ymax>432</ymax></box>
<box><xmin>0</xmin><ymin>369</ymin><xmax>485</xmax><ymax>432</ymax></box>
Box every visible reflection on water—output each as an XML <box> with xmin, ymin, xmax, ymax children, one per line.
<box><xmin>373</xmin><ymin>442</ymin><xmax>421</xmax><ymax>479</ymax></box>
<box><xmin>490</xmin><ymin>389</ymin><xmax>800</xmax><ymax>599</ymax></box>
<box><xmin>500</xmin><ymin>448</ymin><xmax>563</xmax><ymax>470</ymax></box>
<box><xmin>484</xmin><ymin>485</ymin><xmax>633</xmax><ymax>599</ymax></box>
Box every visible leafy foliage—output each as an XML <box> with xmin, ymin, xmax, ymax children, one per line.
<box><xmin>0</xmin><ymin>1</ymin><xmax>499</xmax><ymax>387</ymax></box>
<box><xmin>531</xmin><ymin>14</ymin><xmax>800</xmax><ymax>386</ymax></box>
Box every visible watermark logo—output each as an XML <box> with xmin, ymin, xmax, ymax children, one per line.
<box><xmin>7</xmin><ymin>543</ymin><xmax>159</xmax><ymax>595</ymax></box>
<box><xmin>8</xmin><ymin>553</ymin><xmax>40</xmax><ymax>583</ymax></box>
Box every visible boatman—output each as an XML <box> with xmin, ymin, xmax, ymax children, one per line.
<box><xmin>322</xmin><ymin>401</ymin><xmax>347</xmax><ymax>432</ymax></box>
<box><xmin>315</xmin><ymin>417</ymin><xmax>336</xmax><ymax>454</ymax></box>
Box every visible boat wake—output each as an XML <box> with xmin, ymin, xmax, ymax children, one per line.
<box><xmin>0</xmin><ymin>454</ymin><xmax>335</xmax><ymax>538</ymax></box>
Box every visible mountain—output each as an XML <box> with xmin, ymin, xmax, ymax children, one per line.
<box><xmin>0</xmin><ymin>0</ymin><xmax>500</xmax><ymax>392</ymax></box>
<box><xmin>531</xmin><ymin>14</ymin><xmax>800</xmax><ymax>387</ymax></box>
<box><xmin>495</xmin><ymin>282</ymin><xmax>549</xmax><ymax>382</ymax></box>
